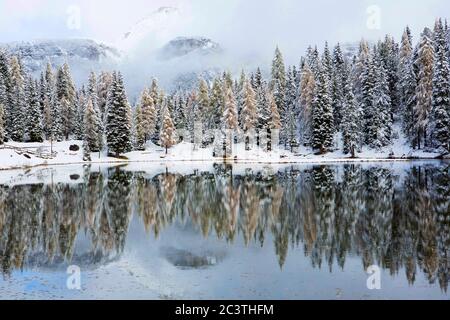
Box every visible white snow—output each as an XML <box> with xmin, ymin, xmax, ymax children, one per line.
<box><xmin>0</xmin><ymin>128</ymin><xmax>443</xmax><ymax>172</ymax></box>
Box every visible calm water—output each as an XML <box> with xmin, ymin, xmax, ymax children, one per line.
<box><xmin>0</xmin><ymin>161</ymin><xmax>449</xmax><ymax>299</ymax></box>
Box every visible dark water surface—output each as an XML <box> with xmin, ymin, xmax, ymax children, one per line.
<box><xmin>0</xmin><ymin>161</ymin><xmax>449</xmax><ymax>299</ymax></box>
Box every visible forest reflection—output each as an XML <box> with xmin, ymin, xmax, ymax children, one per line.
<box><xmin>0</xmin><ymin>163</ymin><xmax>449</xmax><ymax>291</ymax></box>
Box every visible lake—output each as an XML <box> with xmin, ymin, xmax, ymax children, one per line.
<box><xmin>0</xmin><ymin>161</ymin><xmax>448</xmax><ymax>299</ymax></box>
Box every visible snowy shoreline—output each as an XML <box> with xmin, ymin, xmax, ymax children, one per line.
<box><xmin>0</xmin><ymin>139</ymin><xmax>447</xmax><ymax>172</ymax></box>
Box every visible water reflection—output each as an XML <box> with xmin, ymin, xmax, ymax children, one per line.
<box><xmin>0</xmin><ymin>163</ymin><xmax>449</xmax><ymax>291</ymax></box>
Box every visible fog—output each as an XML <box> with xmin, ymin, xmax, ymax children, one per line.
<box><xmin>1</xmin><ymin>0</ymin><xmax>450</xmax><ymax>96</ymax></box>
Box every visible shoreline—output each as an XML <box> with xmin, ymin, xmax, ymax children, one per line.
<box><xmin>1</xmin><ymin>156</ymin><xmax>447</xmax><ymax>172</ymax></box>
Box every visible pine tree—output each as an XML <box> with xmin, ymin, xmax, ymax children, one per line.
<box><xmin>159</xmin><ymin>104</ymin><xmax>177</xmax><ymax>154</ymax></box>
<box><xmin>209</xmin><ymin>77</ymin><xmax>224</xmax><ymax>130</ymax></box>
<box><xmin>240</xmin><ymin>79</ymin><xmax>258</xmax><ymax>150</ymax></box>
<box><xmin>97</xmin><ymin>71</ymin><xmax>113</xmax><ymax>120</ymax></box>
<box><xmin>0</xmin><ymin>103</ymin><xmax>4</xmax><ymax>144</ymax></box>
<box><xmin>402</xmin><ymin>58</ymin><xmax>418</xmax><ymax>145</ymax></box>
<box><xmin>285</xmin><ymin>68</ymin><xmax>298</xmax><ymax>150</ymax></box>
<box><xmin>312</xmin><ymin>67</ymin><xmax>334</xmax><ymax>154</ymax></box>
<box><xmin>299</xmin><ymin>63</ymin><xmax>315</xmax><ymax>146</ymax></box>
<box><xmin>322</xmin><ymin>42</ymin><xmax>333</xmax><ymax>86</ymax></box>
<box><xmin>414</xmin><ymin>27</ymin><xmax>435</xmax><ymax>149</ymax></box>
<box><xmin>361</xmin><ymin>47</ymin><xmax>376</xmax><ymax>145</ymax></box>
<box><xmin>368</xmin><ymin>49</ymin><xmax>392</xmax><ymax>148</ymax></box>
<box><xmin>26</xmin><ymin>78</ymin><xmax>43</xmax><ymax>142</ymax></box>
<box><xmin>306</xmin><ymin>46</ymin><xmax>320</xmax><ymax>78</ymax></box>
<box><xmin>106</xmin><ymin>72</ymin><xmax>133</xmax><ymax>157</ymax></box>
<box><xmin>398</xmin><ymin>27</ymin><xmax>414</xmax><ymax>134</ymax></box>
<box><xmin>197</xmin><ymin>79</ymin><xmax>209</xmax><ymax>125</ymax></box>
<box><xmin>9</xmin><ymin>56</ymin><xmax>25</xmax><ymax>141</ymax></box>
<box><xmin>134</xmin><ymin>103</ymin><xmax>146</xmax><ymax>151</ymax></box>
<box><xmin>84</xmin><ymin>97</ymin><xmax>101</xmax><ymax>152</ymax></box>
<box><xmin>0</xmin><ymin>73</ymin><xmax>7</xmax><ymax>141</ymax></box>
<box><xmin>56</xmin><ymin>63</ymin><xmax>76</xmax><ymax>139</ymax></box>
<box><xmin>341</xmin><ymin>72</ymin><xmax>362</xmax><ymax>157</ymax></box>
<box><xmin>149</xmin><ymin>78</ymin><xmax>163</xmax><ymax>142</ymax></box>
<box><xmin>271</xmin><ymin>47</ymin><xmax>287</xmax><ymax>145</ymax></box>
<box><xmin>353</xmin><ymin>39</ymin><xmax>371</xmax><ymax>105</ymax></box>
<box><xmin>331</xmin><ymin>43</ymin><xmax>347</xmax><ymax>128</ymax></box>
<box><xmin>73</xmin><ymin>89</ymin><xmax>86</xmax><ymax>140</ymax></box>
<box><xmin>0</xmin><ymin>51</ymin><xmax>11</xmax><ymax>139</ymax></box>
<box><xmin>431</xmin><ymin>19</ymin><xmax>450</xmax><ymax>152</ymax></box>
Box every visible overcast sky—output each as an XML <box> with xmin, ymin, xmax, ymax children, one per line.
<box><xmin>1</xmin><ymin>0</ymin><xmax>449</xmax><ymax>63</ymax></box>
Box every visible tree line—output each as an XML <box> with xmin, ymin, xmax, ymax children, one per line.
<box><xmin>0</xmin><ymin>19</ymin><xmax>449</xmax><ymax>158</ymax></box>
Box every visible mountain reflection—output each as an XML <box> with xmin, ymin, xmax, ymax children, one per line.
<box><xmin>0</xmin><ymin>163</ymin><xmax>449</xmax><ymax>291</ymax></box>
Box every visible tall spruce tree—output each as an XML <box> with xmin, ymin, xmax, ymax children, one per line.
<box><xmin>26</xmin><ymin>78</ymin><xmax>43</xmax><ymax>142</ymax></box>
<box><xmin>0</xmin><ymin>103</ymin><xmax>4</xmax><ymax>144</ymax></box>
<box><xmin>56</xmin><ymin>63</ymin><xmax>76</xmax><ymax>139</ymax></box>
<box><xmin>84</xmin><ymin>97</ymin><xmax>101</xmax><ymax>152</ymax></box>
<box><xmin>271</xmin><ymin>47</ymin><xmax>287</xmax><ymax>145</ymax></box>
<box><xmin>106</xmin><ymin>72</ymin><xmax>132</xmax><ymax>156</ymax></box>
<box><xmin>9</xmin><ymin>56</ymin><xmax>25</xmax><ymax>141</ymax></box>
<box><xmin>369</xmin><ymin>48</ymin><xmax>392</xmax><ymax>148</ymax></box>
<box><xmin>331</xmin><ymin>43</ymin><xmax>347</xmax><ymax>128</ymax></box>
<box><xmin>312</xmin><ymin>66</ymin><xmax>334</xmax><ymax>154</ymax></box>
<box><xmin>431</xmin><ymin>19</ymin><xmax>450</xmax><ymax>152</ymax></box>
<box><xmin>341</xmin><ymin>71</ymin><xmax>362</xmax><ymax>157</ymax></box>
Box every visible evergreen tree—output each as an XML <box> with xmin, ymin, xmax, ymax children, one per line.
<box><xmin>341</xmin><ymin>71</ymin><xmax>362</xmax><ymax>157</ymax></box>
<box><xmin>398</xmin><ymin>28</ymin><xmax>414</xmax><ymax>130</ymax></box>
<box><xmin>0</xmin><ymin>51</ymin><xmax>11</xmax><ymax>139</ymax></box>
<box><xmin>271</xmin><ymin>47</ymin><xmax>287</xmax><ymax>144</ymax></box>
<box><xmin>106</xmin><ymin>72</ymin><xmax>133</xmax><ymax>157</ymax></box>
<box><xmin>56</xmin><ymin>63</ymin><xmax>76</xmax><ymax>139</ymax></box>
<box><xmin>312</xmin><ymin>67</ymin><xmax>334</xmax><ymax>154</ymax></box>
<box><xmin>353</xmin><ymin>39</ymin><xmax>371</xmax><ymax>105</ymax></box>
<box><xmin>197</xmin><ymin>78</ymin><xmax>210</xmax><ymax>125</ymax></box>
<box><xmin>402</xmin><ymin>58</ymin><xmax>418</xmax><ymax>145</ymax></box>
<box><xmin>361</xmin><ymin>47</ymin><xmax>376</xmax><ymax>145</ymax></box>
<box><xmin>414</xmin><ymin>27</ymin><xmax>435</xmax><ymax>149</ymax></box>
<box><xmin>285</xmin><ymin>67</ymin><xmax>298</xmax><ymax>150</ymax></box>
<box><xmin>73</xmin><ymin>89</ymin><xmax>86</xmax><ymax>140</ymax></box>
<box><xmin>331</xmin><ymin>43</ymin><xmax>347</xmax><ymax>128</ymax></box>
<box><xmin>97</xmin><ymin>71</ymin><xmax>113</xmax><ymax>120</ymax></box>
<box><xmin>26</xmin><ymin>78</ymin><xmax>43</xmax><ymax>142</ymax></box>
<box><xmin>9</xmin><ymin>56</ymin><xmax>25</xmax><ymax>141</ymax></box>
<box><xmin>431</xmin><ymin>19</ymin><xmax>450</xmax><ymax>152</ymax></box>
<box><xmin>209</xmin><ymin>77</ymin><xmax>224</xmax><ymax>130</ymax></box>
<box><xmin>84</xmin><ymin>97</ymin><xmax>101</xmax><ymax>152</ymax></box>
<box><xmin>134</xmin><ymin>103</ymin><xmax>146</xmax><ymax>151</ymax></box>
<box><xmin>0</xmin><ymin>103</ymin><xmax>4</xmax><ymax>144</ymax></box>
<box><xmin>369</xmin><ymin>49</ymin><xmax>392</xmax><ymax>148</ymax></box>
<box><xmin>321</xmin><ymin>42</ymin><xmax>333</xmax><ymax>86</ymax></box>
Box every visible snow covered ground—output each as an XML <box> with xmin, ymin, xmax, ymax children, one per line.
<box><xmin>0</xmin><ymin>135</ymin><xmax>444</xmax><ymax>171</ymax></box>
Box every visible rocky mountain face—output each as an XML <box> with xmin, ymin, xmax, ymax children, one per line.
<box><xmin>0</xmin><ymin>39</ymin><xmax>121</xmax><ymax>83</ymax></box>
<box><xmin>158</xmin><ymin>37</ymin><xmax>223</xmax><ymax>60</ymax></box>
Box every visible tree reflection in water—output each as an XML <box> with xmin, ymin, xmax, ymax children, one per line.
<box><xmin>0</xmin><ymin>163</ymin><xmax>448</xmax><ymax>291</ymax></box>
